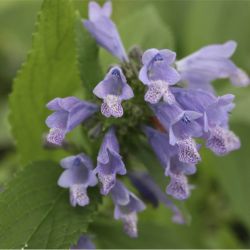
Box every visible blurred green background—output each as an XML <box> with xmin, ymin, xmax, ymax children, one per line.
<box><xmin>0</xmin><ymin>0</ymin><xmax>250</xmax><ymax>248</ymax></box>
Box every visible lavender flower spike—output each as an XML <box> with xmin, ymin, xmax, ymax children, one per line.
<box><xmin>139</xmin><ymin>49</ymin><xmax>180</xmax><ymax>104</ymax></box>
<box><xmin>46</xmin><ymin>97</ymin><xmax>98</xmax><ymax>145</ymax></box>
<box><xmin>110</xmin><ymin>180</ymin><xmax>145</xmax><ymax>237</ymax></box>
<box><xmin>84</xmin><ymin>1</ymin><xmax>128</xmax><ymax>62</ymax></box>
<box><xmin>95</xmin><ymin>127</ymin><xmax>126</xmax><ymax>195</ymax></box>
<box><xmin>176</xmin><ymin>41</ymin><xmax>250</xmax><ymax>91</ymax></box>
<box><xmin>71</xmin><ymin>235</ymin><xmax>95</xmax><ymax>250</ymax></box>
<box><xmin>93</xmin><ymin>66</ymin><xmax>134</xmax><ymax>118</ymax></box>
<box><xmin>58</xmin><ymin>153</ymin><xmax>98</xmax><ymax>207</ymax></box>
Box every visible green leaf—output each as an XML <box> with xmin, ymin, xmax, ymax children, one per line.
<box><xmin>0</xmin><ymin>99</ymin><xmax>12</xmax><ymax>148</ymax></box>
<box><xmin>75</xmin><ymin>12</ymin><xmax>103</xmax><ymax>99</ymax></box>
<box><xmin>100</xmin><ymin>4</ymin><xmax>174</xmax><ymax>69</ymax></box>
<box><xmin>9</xmin><ymin>0</ymin><xmax>81</xmax><ymax>165</ymax></box>
<box><xmin>0</xmin><ymin>161</ymin><xmax>100</xmax><ymax>249</ymax></box>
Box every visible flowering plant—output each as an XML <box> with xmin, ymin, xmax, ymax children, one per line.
<box><xmin>44</xmin><ymin>1</ymin><xmax>249</xmax><ymax>246</ymax></box>
<box><xmin>0</xmin><ymin>0</ymin><xmax>249</xmax><ymax>249</ymax></box>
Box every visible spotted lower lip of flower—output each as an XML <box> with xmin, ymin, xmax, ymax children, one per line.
<box><xmin>95</xmin><ymin>128</ymin><xmax>127</xmax><ymax>195</ymax></box>
<box><xmin>206</xmin><ymin>126</ymin><xmax>240</xmax><ymax>156</ymax></box>
<box><xmin>83</xmin><ymin>1</ymin><xmax>128</xmax><ymax>62</ymax></box>
<box><xmin>121</xmin><ymin>212</ymin><xmax>138</xmax><ymax>238</ymax></box>
<box><xmin>144</xmin><ymin>80</ymin><xmax>176</xmax><ymax>104</ymax></box>
<box><xmin>111</xmin><ymin>181</ymin><xmax>145</xmax><ymax>238</ymax></box>
<box><xmin>101</xmin><ymin>94</ymin><xmax>123</xmax><ymax>118</ymax></box>
<box><xmin>139</xmin><ymin>48</ymin><xmax>180</xmax><ymax>86</ymax></box>
<box><xmin>166</xmin><ymin>173</ymin><xmax>190</xmax><ymax>200</ymax></box>
<box><xmin>93</xmin><ymin>66</ymin><xmax>134</xmax><ymax>118</ymax></box>
<box><xmin>46</xmin><ymin>128</ymin><xmax>66</xmax><ymax>146</ymax></box>
<box><xmin>45</xmin><ymin>97</ymin><xmax>98</xmax><ymax>145</ymax></box>
<box><xmin>57</xmin><ymin>153</ymin><xmax>98</xmax><ymax>207</ymax></box>
<box><xmin>176</xmin><ymin>137</ymin><xmax>201</xmax><ymax>164</ymax></box>
<box><xmin>70</xmin><ymin>184</ymin><xmax>90</xmax><ymax>207</ymax></box>
<box><xmin>176</xmin><ymin>40</ymin><xmax>250</xmax><ymax>91</ymax></box>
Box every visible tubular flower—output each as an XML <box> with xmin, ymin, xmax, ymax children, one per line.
<box><xmin>173</xmin><ymin>88</ymin><xmax>240</xmax><ymax>155</ymax></box>
<box><xmin>176</xmin><ymin>41</ymin><xmax>250</xmax><ymax>91</ymax></box>
<box><xmin>93</xmin><ymin>66</ymin><xmax>134</xmax><ymax>118</ymax></box>
<box><xmin>144</xmin><ymin>126</ymin><xmax>196</xmax><ymax>200</ymax></box>
<box><xmin>44</xmin><ymin>0</ymin><xmax>249</xmax><ymax>239</ymax></box>
<box><xmin>110</xmin><ymin>180</ymin><xmax>145</xmax><ymax>237</ymax></box>
<box><xmin>83</xmin><ymin>1</ymin><xmax>128</xmax><ymax>62</ymax></box>
<box><xmin>139</xmin><ymin>49</ymin><xmax>180</xmax><ymax>104</ymax></box>
<box><xmin>94</xmin><ymin>127</ymin><xmax>126</xmax><ymax>195</ymax></box>
<box><xmin>46</xmin><ymin>97</ymin><xmax>98</xmax><ymax>145</ymax></box>
<box><xmin>58</xmin><ymin>153</ymin><xmax>97</xmax><ymax>207</ymax></box>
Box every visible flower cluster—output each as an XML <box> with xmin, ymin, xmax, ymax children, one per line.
<box><xmin>45</xmin><ymin>0</ymin><xmax>249</xmax><ymax>240</ymax></box>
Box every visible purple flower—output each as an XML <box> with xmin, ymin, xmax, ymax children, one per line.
<box><xmin>176</xmin><ymin>41</ymin><xmax>250</xmax><ymax>91</ymax></box>
<box><xmin>139</xmin><ymin>49</ymin><xmax>180</xmax><ymax>104</ymax></box>
<box><xmin>71</xmin><ymin>235</ymin><xmax>95</xmax><ymax>249</ymax></box>
<box><xmin>129</xmin><ymin>172</ymin><xmax>186</xmax><ymax>224</ymax></box>
<box><xmin>110</xmin><ymin>180</ymin><xmax>145</xmax><ymax>238</ymax></box>
<box><xmin>151</xmin><ymin>104</ymin><xmax>202</xmax><ymax>164</ymax></box>
<box><xmin>173</xmin><ymin>88</ymin><xmax>240</xmax><ymax>155</ymax></box>
<box><xmin>95</xmin><ymin>127</ymin><xmax>126</xmax><ymax>195</ymax></box>
<box><xmin>144</xmin><ymin>125</ymin><xmax>200</xmax><ymax>168</ymax></box>
<box><xmin>144</xmin><ymin>126</ymin><xmax>196</xmax><ymax>200</ymax></box>
<box><xmin>57</xmin><ymin>153</ymin><xmax>97</xmax><ymax>207</ymax></box>
<box><xmin>83</xmin><ymin>1</ymin><xmax>128</xmax><ymax>62</ymax></box>
<box><xmin>46</xmin><ymin>97</ymin><xmax>98</xmax><ymax>145</ymax></box>
<box><xmin>93</xmin><ymin>66</ymin><xmax>134</xmax><ymax>118</ymax></box>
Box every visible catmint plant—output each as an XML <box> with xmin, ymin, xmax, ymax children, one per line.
<box><xmin>44</xmin><ymin>0</ymin><xmax>249</xmax><ymax>242</ymax></box>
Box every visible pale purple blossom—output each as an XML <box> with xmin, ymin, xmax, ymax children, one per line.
<box><xmin>173</xmin><ymin>88</ymin><xmax>240</xmax><ymax>155</ymax></box>
<box><xmin>93</xmin><ymin>66</ymin><xmax>134</xmax><ymax>118</ymax></box>
<box><xmin>83</xmin><ymin>1</ymin><xmax>128</xmax><ymax>62</ymax></box>
<box><xmin>110</xmin><ymin>180</ymin><xmax>145</xmax><ymax>237</ymax></box>
<box><xmin>176</xmin><ymin>41</ymin><xmax>250</xmax><ymax>91</ymax></box>
<box><xmin>94</xmin><ymin>127</ymin><xmax>126</xmax><ymax>195</ymax></box>
<box><xmin>46</xmin><ymin>97</ymin><xmax>98</xmax><ymax>145</ymax></box>
<box><xmin>151</xmin><ymin>103</ymin><xmax>203</xmax><ymax>145</ymax></box>
<box><xmin>58</xmin><ymin>153</ymin><xmax>97</xmax><ymax>207</ymax></box>
<box><xmin>151</xmin><ymin>104</ymin><xmax>202</xmax><ymax>164</ymax></box>
<box><xmin>139</xmin><ymin>49</ymin><xmax>180</xmax><ymax>104</ymax></box>
<box><xmin>144</xmin><ymin>126</ymin><xmax>196</xmax><ymax>200</ymax></box>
